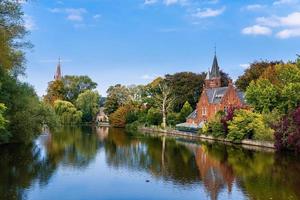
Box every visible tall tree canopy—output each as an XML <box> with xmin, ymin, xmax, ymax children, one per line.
<box><xmin>0</xmin><ymin>0</ymin><xmax>30</xmax><ymax>76</ymax></box>
<box><xmin>235</xmin><ymin>61</ymin><xmax>282</xmax><ymax>91</ymax></box>
<box><xmin>76</xmin><ymin>90</ymin><xmax>100</xmax><ymax>122</ymax></box>
<box><xmin>63</xmin><ymin>75</ymin><xmax>97</xmax><ymax>103</ymax></box>
<box><xmin>165</xmin><ymin>72</ymin><xmax>205</xmax><ymax>112</ymax></box>
<box><xmin>104</xmin><ymin>84</ymin><xmax>130</xmax><ymax>114</ymax></box>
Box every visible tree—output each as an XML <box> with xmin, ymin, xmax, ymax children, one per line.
<box><xmin>0</xmin><ymin>0</ymin><xmax>31</xmax><ymax>76</ymax></box>
<box><xmin>54</xmin><ymin>100</ymin><xmax>82</xmax><ymax>125</ymax></box>
<box><xmin>43</xmin><ymin>80</ymin><xmax>65</xmax><ymax>105</ymax></box>
<box><xmin>63</xmin><ymin>75</ymin><xmax>97</xmax><ymax>103</ymax></box>
<box><xmin>179</xmin><ymin>101</ymin><xmax>193</xmax><ymax>123</ymax></box>
<box><xmin>235</xmin><ymin>61</ymin><xmax>282</xmax><ymax>91</ymax></box>
<box><xmin>165</xmin><ymin>72</ymin><xmax>206</xmax><ymax>112</ymax></box>
<box><xmin>245</xmin><ymin>79</ymin><xmax>279</xmax><ymax>113</ymax></box>
<box><xmin>274</xmin><ymin>106</ymin><xmax>300</xmax><ymax>153</ymax></box>
<box><xmin>227</xmin><ymin>109</ymin><xmax>273</xmax><ymax>142</ymax></box>
<box><xmin>109</xmin><ymin>105</ymin><xmax>132</xmax><ymax>128</ymax></box>
<box><xmin>153</xmin><ymin>80</ymin><xmax>175</xmax><ymax>129</ymax></box>
<box><xmin>76</xmin><ymin>90</ymin><xmax>100</xmax><ymax>123</ymax></box>
<box><xmin>0</xmin><ymin>103</ymin><xmax>9</xmax><ymax>142</ymax></box>
<box><xmin>104</xmin><ymin>84</ymin><xmax>130</xmax><ymax>114</ymax></box>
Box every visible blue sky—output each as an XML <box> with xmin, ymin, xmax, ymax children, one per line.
<box><xmin>22</xmin><ymin>0</ymin><xmax>300</xmax><ymax>96</ymax></box>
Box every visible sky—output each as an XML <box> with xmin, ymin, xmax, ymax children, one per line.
<box><xmin>22</xmin><ymin>0</ymin><xmax>300</xmax><ymax>97</ymax></box>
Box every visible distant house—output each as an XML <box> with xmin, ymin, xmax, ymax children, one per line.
<box><xmin>96</xmin><ymin>107</ymin><xmax>109</xmax><ymax>124</ymax></box>
<box><xmin>177</xmin><ymin>54</ymin><xmax>246</xmax><ymax>129</ymax></box>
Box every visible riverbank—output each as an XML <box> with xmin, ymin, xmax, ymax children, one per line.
<box><xmin>138</xmin><ymin>127</ymin><xmax>275</xmax><ymax>150</ymax></box>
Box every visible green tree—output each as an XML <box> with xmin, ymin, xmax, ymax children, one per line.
<box><xmin>104</xmin><ymin>84</ymin><xmax>130</xmax><ymax>114</ymax></box>
<box><xmin>0</xmin><ymin>0</ymin><xmax>31</xmax><ymax>76</ymax></box>
<box><xmin>146</xmin><ymin>107</ymin><xmax>162</xmax><ymax>126</ymax></box>
<box><xmin>165</xmin><ymin>72</ymin><xmax>206</xmax><ymax>112</ymax></box>
<box><xmin>236</xmin><ymin>61</ymin><xmax>282</xmax><ymax>91</ymax></box>
<box><xmin>0</xmin><ymin>103</ymin><xmax>9</xmax><ymax>141</ymax></box>
<box><xmin>227</xmin><ymin>109</ymin><xmax>273</xmax><ymax>142</ymax></box>
<box><xmin>54</xmin><ymin>100</ymin><xmax>82</xmax><ymax>125</ymax></box>
<box><xmin>245</xmin><ymin>79</ymin><xmax>279</xmax><ymax>113</ymax></box>
<box><xmin>179</xmin><ymin>101</ymin><xmax>193</xmax><ymax>123</ymax></box>
<box><xmin>76</xmin><ymin>90</ymin><xmax>100</xmax><ymax>123</ymax></box>
<box><xmin>63</xmin><ymin>75</ymin><xmax>97</xmax><ymax>103</ymax></box>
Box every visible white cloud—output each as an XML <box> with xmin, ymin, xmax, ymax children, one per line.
<box><xmin>240</xmin><ymin>63</ymin><xmax>250</xmax><ymax>69</ymax></box>
<box><xmin>163</xmin><ymin>0</ymin><xmax>187</xmax><ymax>6</ymax></box>
<box><xmin>192</xmin><ymin>6</ymin><xmax>225</xmax><ymax>18</ymax></box>
<box><xmin>144</xmin><ymin>0</ymin><xmax>157</xmax><ymax>5</ymax></box>
<box><xmin>65</xmin><ymin>8</ymin><xmax>87</xmax><ymax>22</ymax></box>
<box><xmin>24</xmin><ymin>15</ymin><xmax>37</xmax><ymax>31</ymax></box>
<box><xmin>242</xmin><ymin>25</ymin><xmax>272</xmax><ymax>35</ymax></box>
<box><xmin>273</xmin><ymin>0</ymin><xmax>298</xmax><ymax>5</ymax></box>
<box><xmin>245</xmin><ymin>4</ymin><xmax>265</xmax><ymax>11</ymax></box>
<box><xmin>276</xmin><ymin>28</ymin><xmax>300</xmax><ymax>38</ymax></box>
<box><xmin>49</xmin><ymin>8</ymin><xmax>87</xmax><ymax>22</ymax></box>
<box><xmin>257</xmin><ymin>12</ymin><xmax>300</xmax><ymax>27</ymax></box>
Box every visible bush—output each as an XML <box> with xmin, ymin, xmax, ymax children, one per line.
<box><xmin>125</xmin><ymin>121</ymin><xmax>140</xmax><ymax>132</ymax></box>
<box><xmin>274</xmin><ymin>107</ymin><xmax>300</xmax><ymax>153</ymax></box>
<box><xmin>227</xmin><ymin>109</ymin><xmax>273</xmax><ymax>142</ymax></box>
<box><xmin>167</xmin><ymin>112</ymin><xmax>180</xmax><ymax>127</ymax></box>
<box><xmin>146</xmin><ymin>107</ymin><xmax>162</xmax><ymax>126</ymax></box>
<box><xmin>202</xmin><ymin>119</ymin><xmax>225</xmax><ymax>138</ymax></box>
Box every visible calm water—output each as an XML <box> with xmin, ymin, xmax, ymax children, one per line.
<box><xmin>0</xmin><ymin>127</ymin><xmax>300</xmax><ymax>200</ymax></box>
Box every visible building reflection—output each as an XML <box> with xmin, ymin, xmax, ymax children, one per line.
<box><xmin>195</xmin><ymin>146</ymin><xmax>234</xmax><ymax>200</ymax></box>
<box><xmin>96</xmin><ymin>126</ymin><xmax>109</xmax><ymax>141</ymax></box>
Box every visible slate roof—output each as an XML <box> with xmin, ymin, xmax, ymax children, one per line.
<box><xmin>207</xmin><ymin>55</ymin><xmax>221</xmax><ymax>79</ymax></box>
<box><xmin>186</xmin><ymin>109</ymin><xmax>197</xmax><ymax>119</ymax></box>
<box><xmin>206</xmin><ymin>87</ymin><xmax>228</xmax><ymax>103</ymax></box>
<box><xmin>205</xmin><ymin>87</ymin><xmax>246</xmax><ymax>104</ymax></box>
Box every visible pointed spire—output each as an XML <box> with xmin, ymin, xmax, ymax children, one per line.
<box><xmin>54</xmin><ymin>57</ymin><xmax>62</xmax><ymax>80</ymax></box>
<box><xmin>210</xmin><ymin>51</ymin><xmax>220</xmax><ymax>78</ymax></box>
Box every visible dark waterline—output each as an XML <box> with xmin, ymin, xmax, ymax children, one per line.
<box><xmin>0</xmin><ymin>127</ymin><xmax>300</xmax><ymax>200</ymax></box>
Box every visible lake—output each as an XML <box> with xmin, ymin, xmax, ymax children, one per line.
<box><xmin>0</xmin><ymin>127</ymin><xmax>299</xmax><ymax>200</ymax></box>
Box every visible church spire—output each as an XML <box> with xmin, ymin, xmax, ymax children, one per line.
<box><xmin>54</xmin><ymin>57</ymin><xmax>62</xmax><ymax>80</ymax></box>
<box><xmin>210</xmin><ymin>53</ymin><xmax>220</xmax><ymax>78</ymax></box>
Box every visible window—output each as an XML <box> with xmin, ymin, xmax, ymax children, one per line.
<box><xmin>202</xmin><ymin>107</ymin><xmax>207</xmax><ymax>116</ymax></box>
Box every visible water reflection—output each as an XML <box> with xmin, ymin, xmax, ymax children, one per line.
<box><xmin>0</xmin><ymin>127</ymin><xmax>299</xmax><ymax>200</ymax></box>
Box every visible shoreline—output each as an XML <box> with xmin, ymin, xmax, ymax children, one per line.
<box><xmin>138</xmin><ymin>127</ymin><xmax>275</xmax><ymax>150</ymax></box>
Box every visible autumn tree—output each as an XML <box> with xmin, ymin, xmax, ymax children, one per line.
<box><xmin>236</xmin><ymin>61</ymin><xmax>282</xmax><ymax>91</ymax></box>
<box><xmin>43</xmin><ymin>80</ymin><xmax>65</xmax><ymax>105</ymax></box>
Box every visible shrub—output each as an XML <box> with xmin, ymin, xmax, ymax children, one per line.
<box><xmin>274</xmin><ymin>107</ymin><xmax>300</xmax><ymax>153</ymax></box>
<box><xmin>227</xmin><ymin>109</ymin><xmax>274</xmax><ymax>142</ymax></box>
<box><xmin>146</xmin><ymin>107</ymin><xmax>162</xmax><ymax>126</ymax></box>
<box><xmin>202</xmin><ymin>119</ymin><xmax>225</xmax><ymax>138</ymax></box>
<box><xmin>167</xmin><ymin>112</ymin><xmax>180</xmax><ymax>127</ymax></box>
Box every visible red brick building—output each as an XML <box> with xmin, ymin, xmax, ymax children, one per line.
<box><xmin>178</xmin><ymin>54</ymin><xmax>246</xmax><ymax>128</ymax></box>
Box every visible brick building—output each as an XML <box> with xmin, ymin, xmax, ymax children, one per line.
<box><xmin>178</xmin><ymin>54</ymin><xmax>246</xmax><ymax>128</ymax></box>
